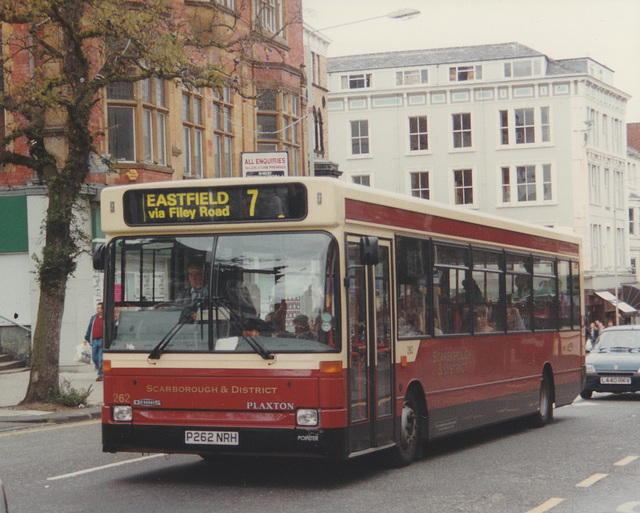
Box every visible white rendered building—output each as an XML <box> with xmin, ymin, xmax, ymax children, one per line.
<box><xmin>326</xmin><ymin>42</ymin><xmax>633</xmax><ymax>322</ymax></box>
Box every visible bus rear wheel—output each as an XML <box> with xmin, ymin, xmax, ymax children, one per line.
<box><xmin>531</xmin><ymin>372</ymin><xmax>553</xmax><ymax>427</ymax></box>
<box><xmin>390</xmin><ymin>392</ymin><xmax>421</xmax><ymax>467</ymax></box>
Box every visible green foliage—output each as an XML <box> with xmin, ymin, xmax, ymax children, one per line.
<box><xmin>41</xmin><ymin>378</ymin><xmax>94</xmax><ymax>408</ymax></box>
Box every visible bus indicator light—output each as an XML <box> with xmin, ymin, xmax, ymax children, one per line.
<box><xmin>319</xmin><ymin>361</ymin><xmax>342</xmax><ymax>374</ymax></box>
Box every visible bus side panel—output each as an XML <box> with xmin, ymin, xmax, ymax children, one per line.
<box><xmin>397</xmin><ymin>330</ymin><xmax>583</xmax><ymax>438</ymax></box>
<box><xmin>551</xmin><ymin>330</ymin><xmax>583</xmax><ymax>407</ymax></box>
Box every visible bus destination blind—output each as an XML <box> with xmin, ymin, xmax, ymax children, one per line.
<box><xmin>123</xmin><ymin>184</ymin><xmax>307</xmax><ymax>226</ymax></box>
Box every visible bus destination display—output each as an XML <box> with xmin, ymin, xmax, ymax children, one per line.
<box><xmin>123</xmin><ymin>183</ymin><xmax>307</xmax><ymax>226</ymax></box>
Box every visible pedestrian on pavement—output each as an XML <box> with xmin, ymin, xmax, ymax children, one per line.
<box><xmin>594</xmin><ymin>319</ymin><xmax>604</xmax><ymax>336</ymax></box>
<box><xmin>84</xmin><ymin>302</ymin><xmax>104</xmax><ymax>382</ymax></box>
<box><xmin>585</xmin><ymin>322</ymin><xmax>597</xmax><ymax>351</ymax></box>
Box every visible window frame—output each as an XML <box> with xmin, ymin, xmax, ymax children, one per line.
<box><xmin>449</xmin><ymin>65</ymin><xmax>482</xmax><ymax>82</ymax></box>
<box><xmin>408</xmin><ymin>115</ymin><xmax>428</xmax><ymax>152</ymax></box>
<box><xmin>396</xmin><ymin>69</ymin><xmax>428</xmax><ymax>86</ymax></box>
<box><xmin>350</xmin><ymin>119</ymin><xmax>370</xmax><ymax>156</ymax></box>
<box><xmin>212</xmin><ymin>86</ymin><xmax>234</xmax><ymax>178</ymax></box>
<box><xmin>107</xmin><ymin>83</ymin><xmax>136</xmax><ymax>162</ymax></box>
<box><xmin>409</xmin><ymin>170</ymin><xmax>430</xmax><ymax>199</ymax></box>
<box><xmin>453</xmin><ymin>168</ymin><xmax>474</xmax><ymax>206</ymax></box>
<box><xmin>351</xmin><ymin>174</ymin><xmax>371</xmax><ymax>187</ymax></box>
<box><xmin>341</xmin><ymin>74</ymin><xmax>372</xmax><ymax>90</ymax></box>
<box><xmin>256</xmin><ymin>89</ymin><xmax>302</xmax><ymax>175</ymax></box>
<box><xmin>500</xmin><ymin>164</ymin><xmax>555</xmax><ymax>206</ymax></box>
<box><xmin>452</xmin><ymin>113</ymin><xmax>472</xmax><ymax>149</ymax></box>
<box><xmin>254</xmin><ymin>0</ymin><xmax>283</xmax><ymax>34</ymax></box>
<box><xmin>499</xmin><ymin>107</ymin><xmax>552</xmax><ymax>147</ymax></box>
<box><xmin>141</xmin><ymin>77</ymin><xmax>168</xmax><ymax>166</ymax></box>
<box><xmin>182</xmin><ymin>88</ymin><xmax>205</xmax><ymax>178</ymax></box>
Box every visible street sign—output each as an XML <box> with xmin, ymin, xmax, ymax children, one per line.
<box><xmin>241</xmin><ymin>151</ymin><xmax>288</xmax><ymax>177</ymax></box>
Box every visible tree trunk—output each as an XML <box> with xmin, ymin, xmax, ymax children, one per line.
<box><xmin>22</xmin><ymin>279</ymin><xmax>67</xmax><ymax>403</ymax></box>
<box><xmin>22</xmin><ymin>174</ymin><xmax>78</xmax><ymax>404</ymax></box>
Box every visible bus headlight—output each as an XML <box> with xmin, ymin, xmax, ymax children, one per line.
<box><xmin>585</xmin><ymin>364</ymin><xmax>596</xmax><ymax>374</ymax></box>
<box><xmin>296</xmin><ymin>409</ymin><xmax>319</xmax><ymax>427</ymax></box>
<box><xmin>113</xmin><ymin>405</ymin><xmax>133</xmax><ymax>422</ymax></box>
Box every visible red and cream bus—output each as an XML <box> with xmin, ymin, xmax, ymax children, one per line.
<box><xmin>97</xmin><ymin>177</ymin><xmax>584</xmax><ymax>466</ymax></box>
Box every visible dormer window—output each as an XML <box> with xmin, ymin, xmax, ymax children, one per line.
<box><xmin>396</xmin><ymin>69</ymin><xmax>428</xmax><ymax>86</ymax></box>
<box><xmin>504</xmin><ymin>59</ymin><xmax>541</xmax><ymax>78</ymax></box>
<box><xmin>342</xmin><ymin>74</ymin><xmax>372</xmax><ymax>89</ymax></box>
<box><xmin>449</xmin><ymin>65</ymin><xmax>482</xmax><ymax>82</ymax></box>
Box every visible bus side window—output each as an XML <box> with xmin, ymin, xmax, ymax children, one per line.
<box><xmin>396</xmin><ymin>236</ymin><xmax>430</xmax><ymax>338</ymax></box>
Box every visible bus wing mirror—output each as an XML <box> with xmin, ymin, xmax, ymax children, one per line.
<box><xmin>359</xmin><ymin>236</ymin><xmax>379</xmax><ymax>266</ymax></box>
<box><xmin>93</xmin><ymin>243</ymin><xmax>105</xmax><ymax>271</ymax></box>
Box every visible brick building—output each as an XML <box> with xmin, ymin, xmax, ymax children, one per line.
<box><xmin>0</xmin><ymin>0</ymin><xmax>307</xmax><ymax>366</ymax></box>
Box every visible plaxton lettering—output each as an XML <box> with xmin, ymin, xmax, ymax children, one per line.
<box><xmin>247</xmin><ymin>401</ymin><xmax>295</xmax><ymax>411</ymax></box>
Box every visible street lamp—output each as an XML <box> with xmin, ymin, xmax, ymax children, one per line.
<box><xmin>305</xmin><ymin>8</ymin><xmax>421</xmax><ymax>175</ymax></box>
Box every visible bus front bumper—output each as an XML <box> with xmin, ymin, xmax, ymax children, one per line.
<box><xmin>102</xmin><ymin>422</ymin><xmax>349</xmax><ymax>460</ymax></box>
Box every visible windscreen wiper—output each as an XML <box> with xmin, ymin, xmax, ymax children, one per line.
<box><xmin>212</xmin><ymin>296</ymin><xmax>273</xmax><ymax>361</ymax></box>
<box><xmin>148</xmin><ymin>300</ymin><xmax>203</xmax><ymax>360</ymax></box>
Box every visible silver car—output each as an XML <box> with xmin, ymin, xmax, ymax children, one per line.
<box><xmin>581</xmin><ymin>325</ymin><xmax>640</xmax><ymax>399</ymax></box>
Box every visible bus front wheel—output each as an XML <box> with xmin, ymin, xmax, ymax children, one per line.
<box><xmin>390</xmin><ymin>392</ymin><xmax>421</xmax><ymax>467</ymax></box>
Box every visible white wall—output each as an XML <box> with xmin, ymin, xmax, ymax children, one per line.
<box><xmin>26</xmin><ymin>194</ymin><xmax>102</xmax><ymax>368</ymax></box>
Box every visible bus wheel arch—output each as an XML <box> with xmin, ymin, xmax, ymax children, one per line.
<box><xmin>531</xmin><ymin>364</ymin><xmax>555</xmax><ymax>427</ymax></box>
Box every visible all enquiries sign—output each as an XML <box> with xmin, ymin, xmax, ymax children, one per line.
<box><xmin>242</xmin><ymin>151</ymin><xmax>289</xmax><ymax>177</ymax></box>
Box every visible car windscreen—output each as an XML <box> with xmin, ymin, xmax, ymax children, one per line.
<box><xmin>596</xmin><ymin>330</ymin><xmax>640</xmax><ymax>350</ymax></box>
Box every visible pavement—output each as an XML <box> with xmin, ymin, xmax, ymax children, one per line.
<box><xmin>0</xmin><ymin>363</ymin><xmax>103</xmax><ymax>425</ymax></box>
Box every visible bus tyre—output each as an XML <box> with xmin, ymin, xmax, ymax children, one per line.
<box><xmin>390</xmin><ymin>393</ymin><xmax>420</xmax><ymax>467</ymax></box>
<box><xmin>580</xmin><ymin>389</ymin><xmax>593</xmax><ymax>400</ymax></box>
<box><xmin>531</xmin><ymin>372</ymin><xmax>553</xmax><ymax>428</ymax></box>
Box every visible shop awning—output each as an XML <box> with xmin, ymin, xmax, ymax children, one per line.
<box><xmin>595</xmin><ymin>290</ymin><xmax>638</xmax><ymax>315</ymax></box>
<box><xmin>622</xmin><ymin>284</ymin><xmax>640</xmax><ymax>310</ymax></box>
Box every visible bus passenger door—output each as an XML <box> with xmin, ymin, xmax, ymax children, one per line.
<box><xmin>347</xmin><ymin>238</ymin><xmax>395</xmax><ymax>454</ymax></box>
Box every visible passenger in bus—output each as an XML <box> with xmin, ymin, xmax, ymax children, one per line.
<box><xmin>512</xmin><ymin>275</ymin><xmax>531</xmax><ymax>301</ymax></box>
<box><xmin>293</xmin><ymin>314</ymin><xmax>315</xmax><ymax>340</ymax></box>
<box><xmin>265</xmin><ymin>300</ymin><xmax>287</xmax><ymax>333</ymax></box>
<box><xmin>398</xmin><ymin>315</ymin><xmax>421</xmax><ymax>337</ymax></box>
<box><xmin>474</xmin><ymin>305</ymin><xmax>495</xmax><ymax>333</ymax></box>
<box><xmin>507</xmin><ymin>303</ymin><xmax>526</xmax><ymax>331</ymax></box>
<box><xmin>462</xmin><ymin>278</ymin><xmax>484</xmax><ymax>304</ymax></box>
<box><xmin>434</xmin><ymin>317</ymin><xmax>443</xmax><ymax>336</ymax></box>
<box><xmin>398</xmin><ymin>296</ymin><xmax>425</xmax><ymax>336</ymax></box>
